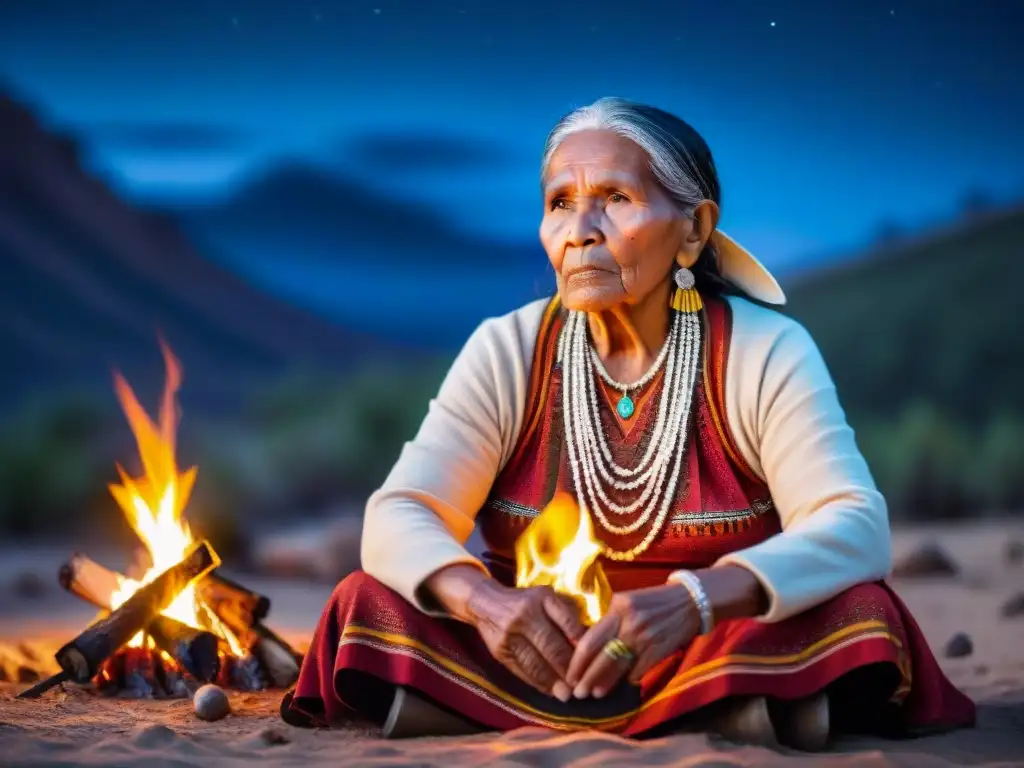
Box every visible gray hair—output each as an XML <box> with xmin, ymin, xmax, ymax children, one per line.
<box><xmin>539</xmin><ymin>97</ymin><xmax>720</xmax><ymax>216</ymax></box>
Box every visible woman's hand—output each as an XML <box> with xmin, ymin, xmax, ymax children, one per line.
<box><xmin>566</xmin><ymin>583</ymin><xmax>700</xmax><ymax>699</ymax></box>
<box><xmin>466</xmin><ymin>579</ymin><xmax>586</xmax><ymax>701</ymax></box>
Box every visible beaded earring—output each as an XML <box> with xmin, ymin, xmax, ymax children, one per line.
<box><xmin>671</xmin><ymin>265</ymin><xmax>703</xmax><ymax>313</ymax></box>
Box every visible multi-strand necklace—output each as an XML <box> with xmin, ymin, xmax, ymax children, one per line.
<box><xmin>557</xmin><ymin>278</ymin><xmax>703</xmax><ymax>561</ymax></box>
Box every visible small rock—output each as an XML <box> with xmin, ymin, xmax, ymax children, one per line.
<box><xmin>973</xmin><ymin>664</ymin><xmax>989</xmax><ymax>676</ymax></box>
<box><xmin>999</xmin><ymin>592</ymin><xmax>1024</xmax><ymax>619</ymax></box>
<box><xmin>11</xmin><ymin>573</ymin><xmax>46</xmax><ymax>599</ymax></box>
<box><xmin>1006</xmin><ymin>540</ymin><xmax>1024</xmax><ymax>567</ymax></box>
<box><xmin>891</xmin><ymin>541</ymin><xmax>959</xmax><ymax>579</ymax></box>
<box><xmin>944</xmin><ymin>632</ymin><xmax>973</xmax><ymax>658</ymax></box>
<box><xmin>193</xmin><ymin>684</ymin><xmax>230</xmax><ymax>721</ymax></box>
<box><xmin>258</xmin><ymin>727</ymin><xmax>290</xmax><ymax>745</ymax></box>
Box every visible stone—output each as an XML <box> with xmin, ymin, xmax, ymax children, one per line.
<box><xmin>999</xmin><ymin>592</ymin><xmax>1024</xmax><ymax>619</ymax></box>
<box><xmin>616</xmin><ymin>395</ymin><xmax>635</xmax><ymax>420</ymax></box>
<box><xmin>257</xmin><ymin>727</ymin><xmax>290</xmax><ymax>745</ymax></box>
<box><xmin>891</xmin><ymin>541</ymin><xmax>959</xmax><ymax>579</ymax></box>
<box><xmin>193</xmin><ymin>684</ymin><xmax>230</xmax><ymax>722</ymax></box>
<box><xmin>944</xmin><ymin>632</ymin><xmax>973</xmax><ymax>658</ymax></box>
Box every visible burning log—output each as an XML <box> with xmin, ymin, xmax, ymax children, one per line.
<box><xmin>18</xmin><ymin>343</ymin><xmax>302</xmax><ymax>701</ymax></box>
<box><xmin>58</xmin><ymin>553</ymin><xmax>220</xmax><ymax>682</ymax></box>
<box><xmin>56</xmin><ymin>539</ymin><xmax>217</xmax><ymax>682</ymax></box>
<box><xmin>147</xmin><ymin>617</ymin><xmax>220</xmax><ymax>683</ymax></box>
<box><xmin>19</xmin><ymin>540</ymin><xmax>218</xmax><ymax>698</ymax></box>
<box><xmin>251</xmin><ymin>623</ymin><xmax>301</xmax><ymax>688</ymax></box>
<box><xmin>217</xmin><ymin>650</ymin><xmax>266</xmax><ymax>691</ymax></box>
<box><xmin>197</xmin><ymin>573</ymin><xmax>270</xmax><ymax>625</ymax></box>
<box><xmin>221</xmin><ymin>623</ymin><xmax>300</xmax><ymax>689</ymax></box>
<box><xmin>95</xmin><ymin>647</ymin><xmax>193</xmax><ymax>699</ymax></box>
<box><xmin>59</xmin><ymin>554</ymin><xmax>120</xmax><ymax>607</ymax></box>
<box><xmin>57</xmin><ymin>552</ymin><xmax>299</xmax><ymax>689</ymax></box>
<box><xmin>121</xmin><ymin>646</ymin><xmax>160</xmax><ymax>699</ymax></box>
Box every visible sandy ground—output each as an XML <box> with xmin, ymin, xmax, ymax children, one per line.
<box><xmin>0</xmin><ymin>522</ymin><xmax>1023</xmax><ymax>767</ymax></box>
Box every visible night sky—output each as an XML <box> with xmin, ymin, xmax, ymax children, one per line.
<box><xmin>0</xmin><ymin>0</ymin><xmax>1021</xmax><ymax>340</ymax></box>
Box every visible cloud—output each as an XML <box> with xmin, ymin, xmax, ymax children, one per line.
<box><xmin>81</xmin><ymin>121</ymin><xmax>251</xmax><ymax>152</ymax></box>
<box><xmin>342</xmin><ymin>132</ymin><xmax>513</xmax><ymax>172</ymax></box>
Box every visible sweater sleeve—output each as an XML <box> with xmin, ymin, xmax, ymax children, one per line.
<box><xmin>359</xmin><ymin>303</ymin><xmax>542</xmax><ymax>614</ymax></box>
<box><xmin>715</xmin><ymin>299</ymin><xmax>892</xmax><ymax>622</ymax></box>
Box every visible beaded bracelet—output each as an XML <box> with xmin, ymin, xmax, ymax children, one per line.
<box><xmin>667</xmin><ymin>569</ymin><xmax>714</xmax><ymax>635</ymax></box>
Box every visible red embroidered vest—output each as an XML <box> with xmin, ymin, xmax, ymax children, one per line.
<box><xmin>476</xmin><ymin>295</ymin><xmax>781</xmax><ymax>591</ymax></box>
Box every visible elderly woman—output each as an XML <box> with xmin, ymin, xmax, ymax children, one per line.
<box><xmin>282</xmin><ymin>98</ymin><xmax>974</xmax><ymax>750</ymax></box>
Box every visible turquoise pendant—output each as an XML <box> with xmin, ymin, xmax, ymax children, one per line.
<box><xmin>616</xmin><ymin>394</ymin><xmax>635</xmax><ymax>420</ymax></box>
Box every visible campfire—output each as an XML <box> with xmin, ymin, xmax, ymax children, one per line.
<box><xmin>515</xmin><ymin>492</ymin><xmax>612</xmax><ymax>625</ymax></box>
<box><xmin>19</xmin><ymin>343</ymin><xmax>301</xmax><ymax>700</ymax></box>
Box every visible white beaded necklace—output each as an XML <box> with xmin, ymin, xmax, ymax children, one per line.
<box><xmin>589</xmin><ymin>334</ymin><xmax>671</xmax><ymax>421</ymax></box>
<box><xmin>557</xmin><ymin>295</ymin><xmax>702</xmax><ymax>561</ymax></box>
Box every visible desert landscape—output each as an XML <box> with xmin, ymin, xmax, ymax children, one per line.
<box><xmin>1</xmin><ymin>522</ymin><xmax>1022</xmax><ymax>768</ymax></box>
<box><xmin>0</xmin><ymin>7</ymin><xmax>1021</xmax><ymax>767</ymax></box>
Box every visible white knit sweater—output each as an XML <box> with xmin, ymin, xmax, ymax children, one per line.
<box><xmin>360</xmin><ymin>295</ymin><xmax>892</xmax><ymax>623</ymax></box>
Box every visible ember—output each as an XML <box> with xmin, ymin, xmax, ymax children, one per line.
<box><xmin>18</xmin><ymin>342</ymin><xmax>301</xmax><ymax>700</ymax></box>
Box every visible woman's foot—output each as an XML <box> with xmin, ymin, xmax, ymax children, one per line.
<box><xmin>710</xmin><ymin>696</ymin><xmax>779</xmax><ymax>748</ymax></box>
<box><xmin>382</xmin><ymin>686</ymin><xmax>483</xmax><ymax>739</ymax></box>
<box><xmin>768</xmin><ymin>692</ymin><xmax>830</xmax><ymax>752</ymax></box>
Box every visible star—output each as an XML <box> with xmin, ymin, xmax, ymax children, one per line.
<box><xmin>769</xmin><ymin>20</ymin><xmax>776</xmax><ymax>27</ymax></box>
<box><xmin>889</xmin><ymin>8</ymin><xmax>896</xmax><ymax>15</ymax></box>
<box><xmin>231</xmin><ymin>16</ymin><xmax>239</xmax><ymax>26</ymax></box>
<box><xmin>373</xmin><ymin>7</ymin><xmax>382</xmax><ymax>13</ymax></box>
<box><xmin>313</xmin><ymin>11</ymin><xmax>322</xmax><ymax>22</ymax></box>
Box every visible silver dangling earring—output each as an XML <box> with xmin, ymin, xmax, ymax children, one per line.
<box><xmin>672</xmin><ymin>265</ymin><xmax>702</xmax><ymax>313</ymax></box>
<box><xmin>674</xmin><ymin>266</ymin><xmax>696</xmax><ymax>290</ymax></box>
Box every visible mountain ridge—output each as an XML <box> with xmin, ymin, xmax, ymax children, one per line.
<box><xmin>0</xmin><ymin>92</ymin><xmax>407</xmax><ymax>413</ymax></box>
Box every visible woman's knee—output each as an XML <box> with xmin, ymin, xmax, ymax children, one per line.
<box><xmin>330</xmin><ymin>569</ymin><xmax>399</xmax><ymax>607</ymax></box>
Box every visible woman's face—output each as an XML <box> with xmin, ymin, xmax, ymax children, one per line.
<box><xmin>540</xmin><ymin>130</ymin><xmax>688</xmax><ymax>313</ymax></box>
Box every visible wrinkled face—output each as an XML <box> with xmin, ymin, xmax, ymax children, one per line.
<box><xmin>540</xmin><ymin>130</ymin><xmax>688</xmax><ymax>312</ymax></box>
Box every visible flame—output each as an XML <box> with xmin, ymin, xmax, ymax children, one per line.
<box><xmin>107</xmin><ymin>342</ymin><xmax>242</xmax><ymax>654</ymax></box>
<box><xmin>514</xmin><ymin>493</ymin><xmax>612</xmax><ymax>625</ymax></box>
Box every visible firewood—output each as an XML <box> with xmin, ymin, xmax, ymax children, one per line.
<box><xmin>192</xmin><ymin>575</ymin><xmax>299</xmax><ymax>688</ymax></box>
<box><xmin>53</xmin><ymin>540</ymin><xmax>218</xmax><ymax>684</ymax></box>
<box><xmin>253</xmin><ymin>622</ymin><xmax>302</xmax><ymax>663</ymax></box>
<box><xmin>58</xmin><ymin>554</ymin><xmax>121</xmax><ymax>607</ymax></box>
<box><xmin>58</xmin><ymin>553</ymin><xmax>220</xmax><ymax>682</ymax></box>
<box><xmin>121</xmin><ymin>646</ymin><xmax>158</xmax><ymax>698</ymax></box>
<box><xmin>209</xmin><ymin>620</ymin><xmax>299</xmax><ymax>689</ymax></box>
<box><xmin>251</xmin><ymin>631</ymin><xmax>300</xmax><ymax>688</ymax></box>
<box><xmin>195</xmin><ymin>574</ymin><xmax>270</xmax><ymax>640</ymax></box>
<box><xmin>61</xmin><ymin>554</ymin><xmax>269</xmax><ymax>628</ymax></box>
<box><xmin>216</xmin><ymin>649</ymin><xmax>265</xmax><ymax>691</ymax></box>
<box><xmin>94</xmin><ymin>653</ymin><xmax>123</xmax><ymax>696</ymax></box>
<box><xmin>147</xmin><ymin>616</ymin><xmax>220</xmax><ymax>683</ymax></box>
<box><xmin>159</xmin><ymin>658</ymin><xmax>194</xmax><ymax>698</ymax></box>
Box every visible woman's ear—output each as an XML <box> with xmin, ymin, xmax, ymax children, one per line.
<box><xmin>677</xmin><ymin>200</ymin><xmax>720</xmax><ymax>268</ymax></box>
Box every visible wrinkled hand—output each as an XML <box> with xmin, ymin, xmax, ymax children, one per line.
<box><xmin>466</xmin><ymin>581</ymin><xmax>586</xmax><ymax>700</ymax></box>
<box><xmin>566</xmin><ymin>584</ymin><xmax>700</xmax><ymax>699</ymax></box>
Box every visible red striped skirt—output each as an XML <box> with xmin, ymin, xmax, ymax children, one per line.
<box><xmin>284</xmin><ymin>571</ymin><xmax>974</xmax><ymax>736</ymax></box>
